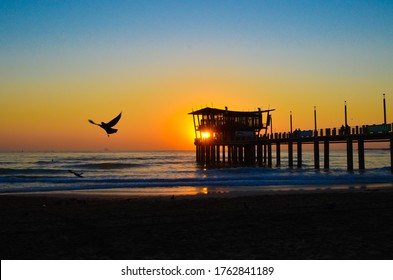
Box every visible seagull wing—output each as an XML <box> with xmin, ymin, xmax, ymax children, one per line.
<box><xmin>106</xmin><ymin>112</ymin><xmax>122</xmax><ymax>128</ymax></box>
<box><xmin>89</xmin><ymin>119</ymin><xmax>99</xmax><ymax>125</ymax></box>
<box><xmin>68</xmin><ymin>170</ymin><xmax>78</xmax><ymax>176</ymax></box>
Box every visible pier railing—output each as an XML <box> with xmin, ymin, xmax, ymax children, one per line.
<box><xmin>194</xmin><ymin>123</ymin><xmax>393</xmax><ymax>172</ymax></box>
<box><xmin>263</xmin><ymin>123</ymin><xmax>392</xmax><ymax>140</ymax></box>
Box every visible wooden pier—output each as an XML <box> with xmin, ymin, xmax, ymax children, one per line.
<box><xmin>189</xmin><ymin>107</ymin><xmax>393</xmax><ymax>172</ymax></box>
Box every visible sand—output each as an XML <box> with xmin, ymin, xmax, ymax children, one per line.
<box><xmin>1</xmin><ymin>187</ymin><xmax>393</xmax><ymax>260</ymax></box>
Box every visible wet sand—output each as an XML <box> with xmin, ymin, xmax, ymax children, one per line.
<box><xmin>1</xmin><ymin>187</ymin><xmax>393</xmax><ymax>259</ymax></box>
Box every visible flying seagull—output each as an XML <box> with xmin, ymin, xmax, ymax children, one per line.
<box><xmin>89</xmin><ymin>112</ymin><xmax>122</xmax><ymax>136</ymax></box>
<box><xmin>68</xmin><ymin>170</ymin><xmax>83</xmax><ymax>178</ymax></box>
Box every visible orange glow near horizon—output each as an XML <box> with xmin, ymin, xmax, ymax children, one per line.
<box><xmin>1</xmin><ymin>88</ymin><xmax>392</xmax><ymax>151</ymax></box>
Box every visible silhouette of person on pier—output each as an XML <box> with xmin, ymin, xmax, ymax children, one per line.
<box><xmin>340</xmin><ymin>125</ymin><xmax>351</xmax><ymax>135</ymax></box>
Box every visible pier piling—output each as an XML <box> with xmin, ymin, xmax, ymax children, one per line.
<box><xmin>297</xmin><ymin>141</ymin><xmax>302</xmax><ymax>168</ymax></box>
<box><xmin>288</xmin><ymin>141</ymin><xmax>293</xmax><ymax>167</ymax></box>
<box><xmin>391</xmin><ymin>138</ymin><xmax>393</xmax><ymax>173</ymax></box>
<box><xmin>358</xmin><ymin>139</ymin><xmax>365</xmax><ymax>170</ymax></box>
<box><xmin>268</xmin><ymin>143</ymin><xmax>272</xmax><ymax>167</ymax></box>
<box><xmin>314</xmin><ymin>140</ymin><xmax>320</xmax><ymax>169</ymax></box>
<box><xmin>276</xmin><ymin>142</ymin><xmax>281</xmax><ymax>166</ymax></box>
<box><xmin>347</xmin><ymin>139</ymin><xmax>354</xmax><ymax>171</ymax></box>
<box><xmin>324</xmin><ymin>140</ymin><xmax>330</xmax><ymax>169</ymax></box>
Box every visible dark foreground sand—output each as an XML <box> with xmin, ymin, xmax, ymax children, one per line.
<box><xmin>1</xmin><ymin>188</ymin><xmax>393</xmax><ymax>260</ymax></box>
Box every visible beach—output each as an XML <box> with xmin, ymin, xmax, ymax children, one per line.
<box><xmin>1</xmin><ymin>186</ymin><xmax>393</xmax><ymax>260</ymax></box>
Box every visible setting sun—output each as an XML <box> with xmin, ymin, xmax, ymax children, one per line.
<box><xmin>201</xmin><ymin>132</ymin><xmax>211</xmax><ymax>140</ymax></box>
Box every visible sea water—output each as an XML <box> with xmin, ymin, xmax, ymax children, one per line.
<box><xmin>1</xmin><ymin>150</ymin><xmax>393</xmax><ymax>195</ymax></box>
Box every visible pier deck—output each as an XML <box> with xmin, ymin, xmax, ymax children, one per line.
<box><xmin>190</xmin><ymin>107</ymin><xmax>393</xmax><ymax>172</ymax></box>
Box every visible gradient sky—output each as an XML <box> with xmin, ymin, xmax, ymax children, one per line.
<box><xmin>1</xmin><ymin>0</ymin><xmax>392</xmax><ymax>151</ymax></box>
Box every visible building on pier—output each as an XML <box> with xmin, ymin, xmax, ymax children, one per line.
<box><xmin>189</xmin><ymin>106</ymin><xmax>275</xmax><ymax>143</ymax></box>
<box><xmin>189</xmin><ymin>106</ymin><xmax>275</xmax><ymax>166</ymax></box>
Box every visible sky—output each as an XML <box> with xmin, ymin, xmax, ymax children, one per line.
<box><xmin>1</xmin><ymin>0</ymin><xmax>392</xmax><ymax>151</ymax></box>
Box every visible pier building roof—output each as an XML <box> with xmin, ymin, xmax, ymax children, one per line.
<box><xmin>189</xmin><ymin>107</ymin><xmax>275</xmax><ymax>116</ymax></box>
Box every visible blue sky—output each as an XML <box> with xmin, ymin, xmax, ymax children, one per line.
<box><xmin>2</xmin><ymin>0</ymin><xmax>392</xmax><ymax>50</ymax></box>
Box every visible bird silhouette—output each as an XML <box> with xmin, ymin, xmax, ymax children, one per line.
<box><xmin>68</xmin><ymin>170</ymin><xmax>83</xmax><ymax>178</ymax></box>
<box><xmin>89</xmin><ymin>112</ymin><xmax>122</xmax><ymax>136</ymax></box>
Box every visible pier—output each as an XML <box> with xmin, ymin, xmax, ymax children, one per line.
<box><xmin>189</xmin><ymin>106</ymin><xmax>393</xmax><ymax>172</ymax></box>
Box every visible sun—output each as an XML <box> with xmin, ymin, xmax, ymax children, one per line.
<box><xmin>201</xmin><ymin>131</ymin><xmax>211</xmax><ymax>140</ymax></box>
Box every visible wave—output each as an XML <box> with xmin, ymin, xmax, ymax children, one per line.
<box><xmin>51</xmin><ymin>153</ymin><xmax>186</xmax><ymax>163</ymax></box>
<box><xmin>2</xmin><ymin>150</ymin><xmax>393</xmax><ymax>194</ymax></box>
<box><xmin>0</xmin><ymin>168</ymin><xmax>64</xmax><ymax>175</ymax></box>
<box><xmin>2</xmin><ymin>167</ymin><xmax>393</xmax><ymax>193</ymax></box>
<box><xmin>73</xmin><ymin>162</ymin><xmax>145</xmax><ymax>169</ymax></box>
<box><xmin>35</xmin><ymin>160</ymin><xmax>56</xmax><ymax>164</ymax></box>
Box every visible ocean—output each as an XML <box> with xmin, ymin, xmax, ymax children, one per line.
<box><xmin>1</xmin><ymin>150</ymin><xmax>393</xmax><ymax>195</ymax></box>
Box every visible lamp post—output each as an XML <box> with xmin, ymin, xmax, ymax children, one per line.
<box><xmin>290</xmin><ymin>111</ymin><xmax>293</xmax><ymax>133</ymax></box>
<box><xmin>383</xmin><ymin>93</ymin><xmax>387</xmax><ymax>124</ymax></box>
<box><xmin>344</xmin><ymin>101</ymin><xmax>348</xmax><ymax>127</ymax></box>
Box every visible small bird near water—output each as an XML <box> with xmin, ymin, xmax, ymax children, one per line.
<box><xmin>68</xmin><ymin>170</ymin><xmax>83</xmax><ymax>178</ymax></box>
<box><xmin>89</xmin><ymin>112</ymin><xmax>122</xmax><ymax>136</ymax></box>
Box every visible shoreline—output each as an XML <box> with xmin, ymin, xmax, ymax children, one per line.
<box><xmin>2</xmin><ymin>182</ymin><xmax>393</xmax><ymax>199</ymax></box>
<box><xmin>1</xmin><ymin>183</ymin><xmax>393</xmax><ymax>259</ymax></box>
